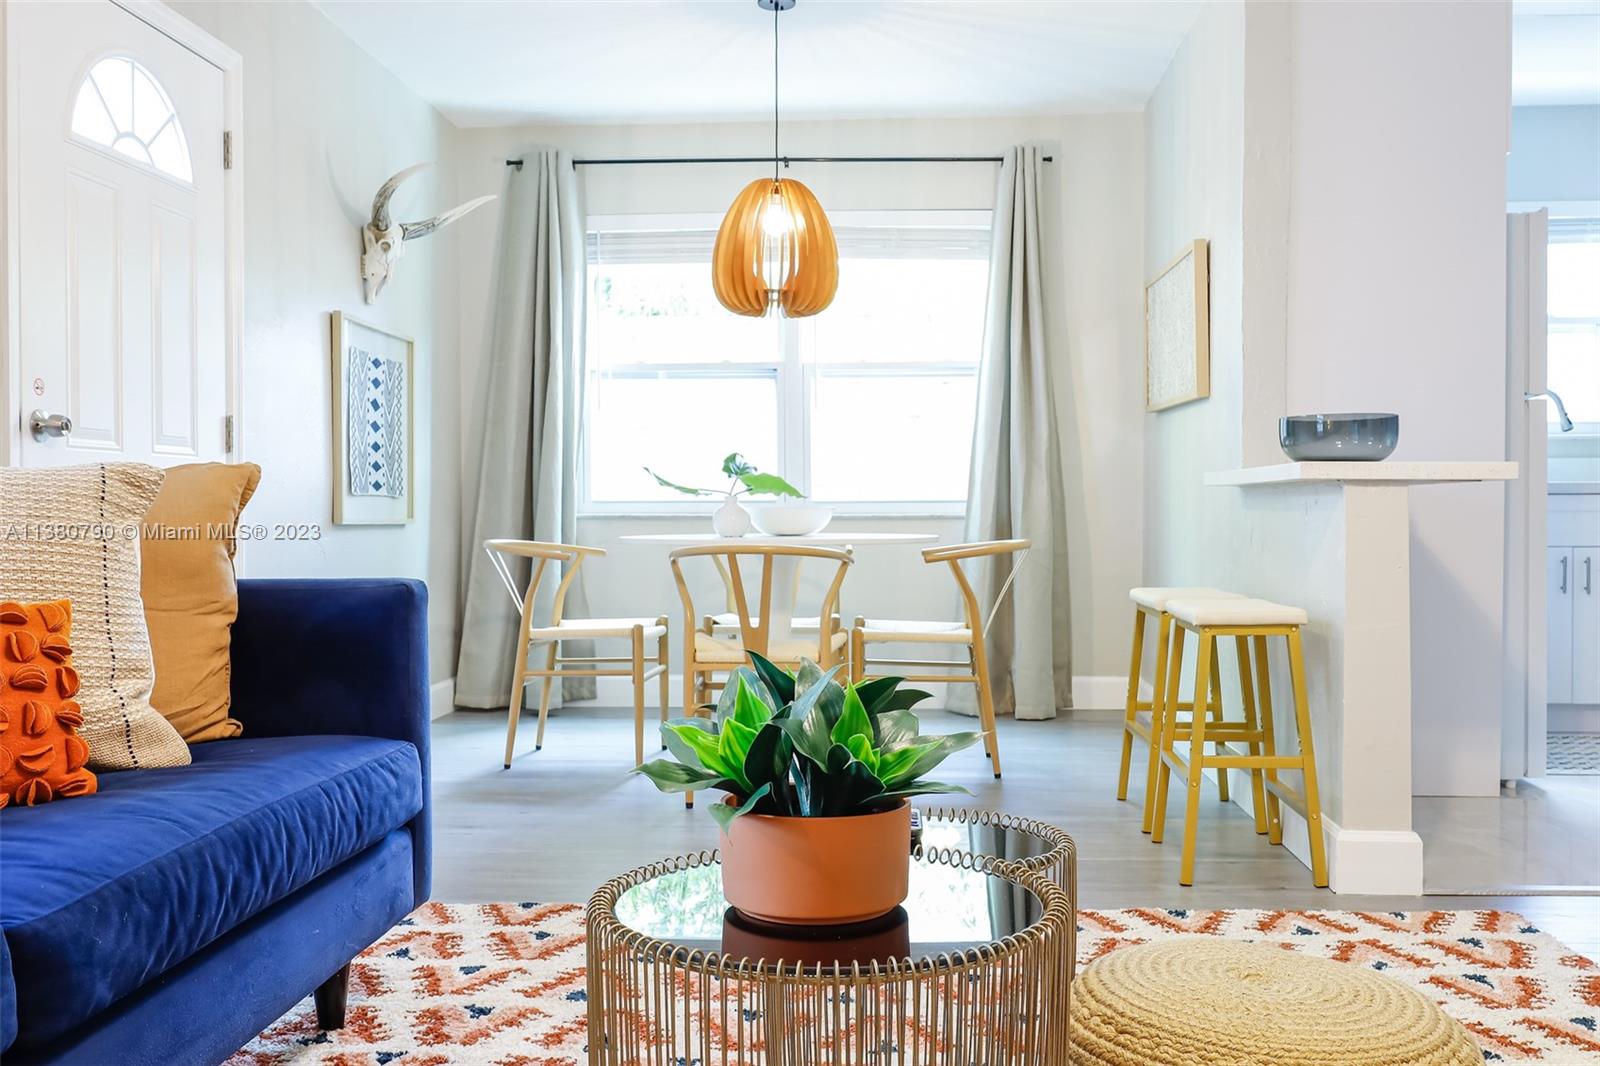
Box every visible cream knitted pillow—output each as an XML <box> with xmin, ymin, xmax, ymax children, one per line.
<box><xmin>0</xmin><ymin>462</ymin><xmax>190</xmax><ymax>770</ymax></box>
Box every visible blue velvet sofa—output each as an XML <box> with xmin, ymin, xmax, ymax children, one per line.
<box><xmin>0</xmin><ymin>578</ymin><xmax>432</xmax><ymax>1065</ymax></box>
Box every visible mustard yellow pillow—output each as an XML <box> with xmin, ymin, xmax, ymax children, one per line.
<box><xmin>140</xmin><ymin>462</ymin><xmax>261</xmax><ymax>744</ymax></box>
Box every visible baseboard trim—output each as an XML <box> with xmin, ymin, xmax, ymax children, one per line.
<box><xmin>1268</xmin><ymin>806</ymin><xmax>1424</xmax><ymax>895</ymax></box>
<box><xmin>430</xmin><ymin>678</ymin><xmax>456</xmax><ymax>720</ymax></box>
<box><xmin>569</xmin><ymin>673</ymin><xmax>1141</xmax><ymax>714</ymax></box>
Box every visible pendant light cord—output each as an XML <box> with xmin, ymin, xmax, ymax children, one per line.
<box><xmin>772</xmin><ymin>0</ymin><xmax>780</xmax><ymax>182</ymax></box>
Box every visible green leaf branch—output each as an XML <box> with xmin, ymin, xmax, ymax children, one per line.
<box><xmin>631</xmin><ymin>652</ymin><xmax>979</xmax><ymax>827</ymax></box>
<box><xmin>644</xmin><ymin>452</ymin><xmax>804</xmax><ymax>499</ymax></box>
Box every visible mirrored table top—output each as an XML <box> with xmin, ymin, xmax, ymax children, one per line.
<box><xmin>610</xmin><ymin>811</ymin><xmax>1066</xmax><ymax>972</ymax></box>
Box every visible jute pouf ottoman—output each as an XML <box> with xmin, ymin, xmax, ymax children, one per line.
<box><xmin>1070</xmin><ymin>939</ymin><xmax>1481</xmax><ymax>1066</ymax></box>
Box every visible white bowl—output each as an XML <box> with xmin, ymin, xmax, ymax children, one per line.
<box><xmin>749</xmin><ymin>502</ymin><xmax>833</xmax><ymax>536</ymax></box>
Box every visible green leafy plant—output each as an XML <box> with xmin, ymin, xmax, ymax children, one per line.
<box><xmin>645</xmin><ymin>452</ymin><xmax>803</xmax><ymax>499</ymax></box>
<box><xmin>632</xmin><ymin>652</ymin><xmax>980</xmax><ymax>829</ymax></box>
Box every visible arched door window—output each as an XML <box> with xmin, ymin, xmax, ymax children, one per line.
<box><xmin>70</xmin><ymin>56</ymin><xmax>193</xmax><ymax>184</ymax></box>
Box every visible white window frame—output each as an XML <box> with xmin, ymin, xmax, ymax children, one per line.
<box><xmin>1546</xmin><ymin>218</ymin><xmax>1600</xmax><ymax>437</ymax></box>
<box><xmin>580</xmin><ymin>209</ymin><xmax>991</xmax><ymax>517</ymax></box>
<box><xmin>68</xmin><ymin>54</ymin><xmax>195</xmax><ymax>188</ymax></box>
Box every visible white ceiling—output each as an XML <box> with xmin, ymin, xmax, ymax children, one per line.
<box><xmin>1513</xmin><ymin>5</ymin><xmax>1600</xmax><ymax>106</ymax></box>
<box><xmin>312</xmin><ymin>1</ymin><xmax>1204</xmax><ymax>128</ymax></box>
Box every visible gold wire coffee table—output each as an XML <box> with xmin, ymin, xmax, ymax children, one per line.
<box><xmin>585</xmin><ymin>810</ymin><xmax>1077</xmax><ymax>1065</ymax></box>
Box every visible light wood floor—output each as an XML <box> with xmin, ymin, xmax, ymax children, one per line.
<box><xmin>431</xmin><ymin>706</ymin><xmax>1600</xmax><ymax>957</ymax></box>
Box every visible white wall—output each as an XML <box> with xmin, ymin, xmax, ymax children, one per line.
<box><xmin>1144</xmin><ymin>0</ymin><xmax>1512</xmax><ymax>817</ymax></box>
<box><xmin>169</xmin><ymin>0</ymin><xmax>464</xmax><ymax>687</ymax></box>
<box><xmin>1508</xmin><ymin>105</ymin><xmax>1600</xmax><ymax>206</ymax></box>
<box><xmin>1142</xmin><ymin>1</ymin><xmax>1247</xmax><ymax>598</ymax></box>
<box><xmin>451</xmin><ymin>114</ymin><xmax>1147</xmax><ymax>695</ymax></box>
<box><xmin>1282</xmin><ymin>0</ymin><xmax>1510</xmax><ymax>797</ymax></box>
<box><xmin>0</xmin><ymin>6</ymin><xmax>11</xmax><ymax>469</ymax></box>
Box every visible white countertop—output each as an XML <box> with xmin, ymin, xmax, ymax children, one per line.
<box><xmin>1205</xmin><ymin>461</ymin><xmax>1519</xmax><ymax>487</ymax></box>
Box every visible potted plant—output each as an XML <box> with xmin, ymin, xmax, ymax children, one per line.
<box><xmin>645</xmin><ymin>452</ymin><xmax>803</xmax><ymax>537</ymax></box>
<box><xmin>633</xmin><ymin>653</ymin><xmax>979</xmax><ymax>925</ymax></box>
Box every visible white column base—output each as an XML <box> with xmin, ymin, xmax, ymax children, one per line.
<box><xmin>1273</xmin><ymin>804</ymin><xmax>1424</xmax><ymax>895</ymax></box>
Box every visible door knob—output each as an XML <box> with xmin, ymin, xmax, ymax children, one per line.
<box><xmin>28</xmin><ymin>410</ymin><xmax>72</xmax><ymax>442</ymax></box>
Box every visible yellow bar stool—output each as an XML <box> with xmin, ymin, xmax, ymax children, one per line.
<box><xmin>1152</xmin><ymin>596</ymin><xmax>1327</xmax><ymax>888</ymax></box>
<box><xmin>1116</xmin><ymin>587</ymin><xmax>1242</xmax><ymax>832</ymax></box>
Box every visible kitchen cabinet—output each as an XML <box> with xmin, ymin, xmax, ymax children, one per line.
<box><xmin>1550</xmin><ymin>548</ymin><xmax>1574</xmax><ymax>704</ymax></box>
<box><xmin>1550</xmin><ymin>544</ymin><xmax>1600</xmax><ymax>705</ymax></box>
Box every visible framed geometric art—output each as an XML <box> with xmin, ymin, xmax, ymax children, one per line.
<box><xmin>1145</xmin><ymin>238</ymin><xmax>1210</xmax><ymax>412</ymax></box>
<box><xmin>330</xmin><ymin>312</ymin><xmax>414</xmax><ymax>525</ymax></box>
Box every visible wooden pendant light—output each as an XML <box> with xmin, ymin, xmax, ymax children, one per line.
<box><xmin>712</xmin><ymin>177</ymin><xmax>838</xmax><ymax>318</ymax></box>
<box><xmin>712</xmin><ymin>0</ymin><xmax>837</xmax><ymax>318</ymax></box>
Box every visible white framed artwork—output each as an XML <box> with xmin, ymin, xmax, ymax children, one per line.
<box><xmin>330</xmin><ymin>311</ymin><xmax>414</xmax><ymax>525</ymax></box>
<box><xmin>1145</xmin><ymin>238</ymin><xmax>1210</xmax><ymax>412</ymax></box>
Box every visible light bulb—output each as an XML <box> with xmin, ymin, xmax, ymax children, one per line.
<box><xmin>760</xmin><ymin>190</ymin><xmax>792</xmax><ymax>236</ymax></box>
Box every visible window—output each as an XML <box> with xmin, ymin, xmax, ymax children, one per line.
<box><xmin>1547</xmin><ymin>219</ymin><xmax>1600</xmax><ymax>431</ymax></box>
<box><xmin>70</xmin><ymin>56</ymin><xmax>193</xmax><ymax>184</ymax></box>
<box><xmin>583</xmin><ymin>211</ymin><xmax>990</xmax><ymax>512</ymax></box>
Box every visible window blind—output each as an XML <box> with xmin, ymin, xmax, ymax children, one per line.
<box><xmin>587</xmin><ymin>225</ymin><xmax>992</xmax><ymax>265</ymax></box>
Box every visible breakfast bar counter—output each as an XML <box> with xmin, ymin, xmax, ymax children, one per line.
<box><xmin>1204</xmin><ymin>461</ymin><xmax>1516</xmax><ymax>894</ymax></box>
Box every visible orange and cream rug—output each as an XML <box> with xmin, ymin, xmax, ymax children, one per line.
<box><xmin>228</xmin><ymin>904</ymin><xmax>1599</xmax><ymax>1065</ymax></box>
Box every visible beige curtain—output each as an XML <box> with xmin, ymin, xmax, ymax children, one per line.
<box><xmin>954</xmin><ymin>144</ymin><xmax>1072</xmax><ymax>721</ymax></box>
<box><xmin>455</xmin><ymin>150</ymin><xmax>594</xmax><ymax>708</ymax></box>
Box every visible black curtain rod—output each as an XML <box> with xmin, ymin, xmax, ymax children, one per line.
<box><xmin>503</xmin><ymin>154</ymin><xmax>1053</xmax><ymax>169</ymax></box>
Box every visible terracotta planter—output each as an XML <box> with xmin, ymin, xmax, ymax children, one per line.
<box><xmin>718</xmin><ymin>800</ymin><xmax>912</xmax><ymax>925</ymax></box>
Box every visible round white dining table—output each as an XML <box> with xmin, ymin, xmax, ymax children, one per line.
<box><xmin>618</xmin><ymin>532</ymin><xmax>937</xmax><ymax>644</ymax></box>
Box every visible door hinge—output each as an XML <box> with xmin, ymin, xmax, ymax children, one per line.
<box><xmin>223</xmin><ymin>131</ymin><xmax>233</xmax><ymax>170</ymax></box>
<box><xmin>224</xmin><ymin>414</ymin><xmax>235</xmax><ymax>453</ymax></box>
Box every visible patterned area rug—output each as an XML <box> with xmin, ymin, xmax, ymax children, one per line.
<box><xmin>1548</xmin><ymin>732</ymin><xmax>1600</xmax><ymax>775</ymax></box>
<box><xmin>227</xmin><ymin>904</ymin><xmax>1600</xmax><ymax>1065</ymax></box>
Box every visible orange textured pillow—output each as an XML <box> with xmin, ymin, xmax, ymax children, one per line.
<box><xmin>0</xmin><ymin>600</ymin><xmax>97</xmax><ymax>807</ymax></box>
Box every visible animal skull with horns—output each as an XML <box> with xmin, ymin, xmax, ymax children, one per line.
<box><xmin>361</xmin><ymin>163</ymin><xmax>494</xmax><ymax>303</ymax></box>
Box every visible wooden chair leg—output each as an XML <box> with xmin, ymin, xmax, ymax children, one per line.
<box><xmin>502</xmin><ymin>621</ymin><xmax>533</xmax><ymax>769</ymax></box>
<box><xmin>968</xmin><ymin>645</ymin><xmax>991</xmax><ymax>761</ymax></box>
<box><xmin>1287</xmin><ymin>628</ymin><xmax>1329</xmax><ymax>888</ymax></box>
<box><xmin>683</xmin><ymin>639</ymin><xmax>698</xmax><ymax>717</ymax></box>
<box><xmin>1234</xmin><ymin>635</ymin><xmax>1268</xmax><ymax>834</ymax></box>
<box><xmin>1179</xmin><ymin>630</ymin><xmax>1214</xmax><ymax>886</ymax></box>
<box><xmin>850</xmin><ymin>625</ymin><xmax>866</xmax><ymax>684</ymax></box>
<box><xmin>1151</xmin><ymin>625</ymin><xmax>1186</xmax><ymax>844</ymax></box>
<box><xmin>314</xmin><ymin>962</ymin><xmax>351</xmax><ymax>1030</ymax></box>
<box><xmin>1142</xmin><ymin>613</ymin><xmax>1172</xmax><ymax>834</ymax></box>
<box><xmin>534</xmin><ymin>642</ymin><xmax>557</xmax><ymax>751</ymax></box>
<box><xmin>1253</xmin><ymin>634</ymin><xmax>1284</xmax><ymax>844</ymax></box>
<box><xmin>657</xmin><ymin>624</ymin><xmax>670</xmax><ymax>749</ymax></box>
<box><xmin>632</xmin><ymin>626</ymin><xmax>646</xmax><ymax>767</ymax></box>
<box><xmin>1116</xmin><ymin>606</ymin><xmax>1146</xmax><ymax>802</ymax></box>
<box><xmin>1208</xmin><ymin>638</ymin><xmax>1229</xmax><ymax>804</ymax></box>
<box><xmin>970</xmin><ymin>634</ymin><xmax>1003</xmax><ymax>779</ymax></box>
<box><xmin>683</xmin><ymin>649</ymin><xmax>698</xmax><ymax>809</ymax></box>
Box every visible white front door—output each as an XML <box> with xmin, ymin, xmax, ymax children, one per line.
<box><xmin>12</xmin><ymin>0</ymin><xmax>228</xmax><ymax>466</ymax></box>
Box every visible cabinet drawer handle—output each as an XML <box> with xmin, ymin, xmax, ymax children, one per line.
<box><xmin>1586</xmin><ymin>556</ymin><xmax>1593</xmax><ymax>595</ymax></box>
<box><xmin>1560</xmin><ymin>556</ymin><xmax>1568</xmax><ymax>594</ymax></box>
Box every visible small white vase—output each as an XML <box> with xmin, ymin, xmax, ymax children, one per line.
<box><xmin>712</xmin><ymin>496</ymin><xmax>753</xmax><ymax>538</ymax></box>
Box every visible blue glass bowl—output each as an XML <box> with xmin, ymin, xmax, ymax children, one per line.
<box><xmin>1279</xmin><ymin>413</ymin><xmax>1399</xmax><ymax>461</ymax></box>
